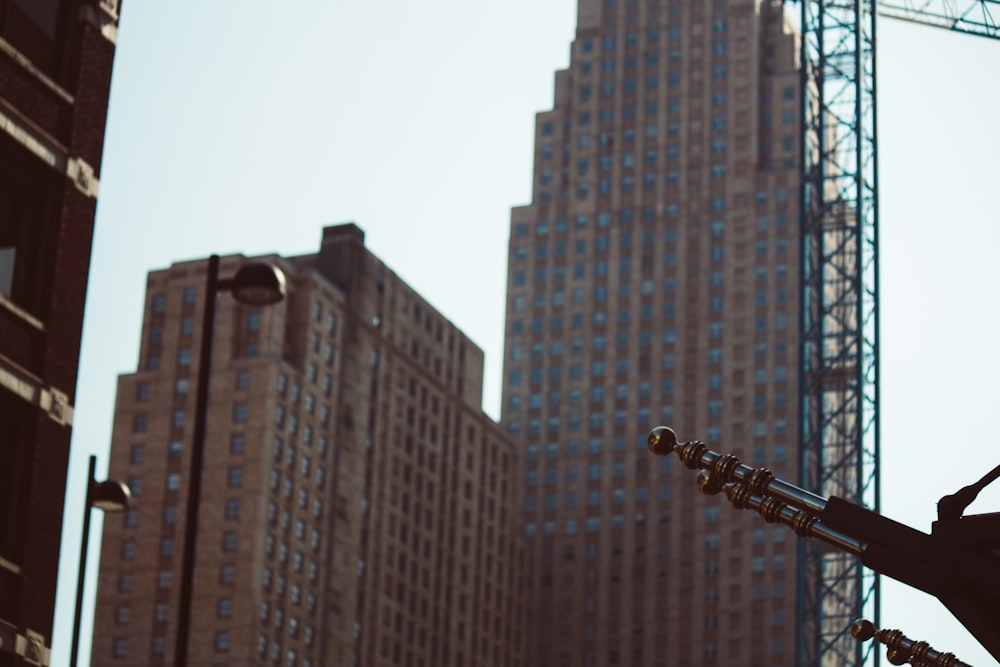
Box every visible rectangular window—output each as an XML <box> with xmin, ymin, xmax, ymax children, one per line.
<box><xmin>159</xmin><ymin>538</ymin><xmax>173</xmax><ymax>557</ymax></box>
<box><xmin>115</xmin><ymin>604</ymin><xmax>129</xmax><ymax>625</ymax></box>
<box><xmin>165</xmin><ymin>473</ymin><xmax>181</xmax><ymax>491</ymax></box>
<box><xmin>235</xmin><ymin>370</ymin><xmax>251</xmax><ymax>390</ymax></box>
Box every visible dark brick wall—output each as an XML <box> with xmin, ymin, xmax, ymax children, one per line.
<box><xmin>0</xmin><ymin>1</ymin><xmax>120</xmax><ymax>658</ymax></box>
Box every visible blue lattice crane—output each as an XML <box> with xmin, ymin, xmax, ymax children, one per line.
<box><xmin>787</xmin><ymin>0</ymin><xmax>999</xmax><ymax>664</ymax></box>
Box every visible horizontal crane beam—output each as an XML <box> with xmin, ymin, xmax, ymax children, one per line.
<box><xmin>877</xmin><ymin>0</ymin><xmax>1000</xmax><ymax>39</ymax></box>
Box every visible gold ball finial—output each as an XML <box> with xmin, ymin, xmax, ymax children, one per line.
<box><xmin>648</xmin><ymin>426</ymin><xmax>678</xmax><ymax>456</ymax></box>
<box><xmin>697</xmin><ymin>470</ymin><xmax>723</xmax><ymax>495</ymax></box>
<box><xmin>851</xmin><ymin>619</ymin><xmax>876</xmax><ymax>642</ymax></box>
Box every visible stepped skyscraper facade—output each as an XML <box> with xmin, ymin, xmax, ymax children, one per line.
<box><xmin>93</xmin><ymin>225</ymin><xmax>524</xmax><ymax>667</ymax></box>
<box><xmin>500</xmin><ymin>1</ymin><xmax>802</xmax><ymax>664</ymax></box>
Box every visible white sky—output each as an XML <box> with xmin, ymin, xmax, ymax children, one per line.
<box><xmin>52</xmin><ymin>2</ymin><xmax>1000</xmax><ymax>665</ymax></box>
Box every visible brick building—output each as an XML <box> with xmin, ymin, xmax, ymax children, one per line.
<box><xmin>500</xmin><ymin>1</ymin><xmax>802</xmax><ymax>664</ymax></box>
<box><xmin>0</xmin><ymin>1</ymin><xmax>121</xmax><ymax>664</ymax></box>
<box><xmin>92</xmin><ymin>225</ymin><xmax>525</xmax><ymax>666</ymax></box>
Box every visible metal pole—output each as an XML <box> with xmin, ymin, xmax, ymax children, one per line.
<box><xmin>69</xmin><ymin>455</ymin><xmax>96</xmax><ymax>667</ymax></box>
<box><xmin>174</xmin><ymin>254</ymin><xmax>219</xmax><ymax>667</ymax></box>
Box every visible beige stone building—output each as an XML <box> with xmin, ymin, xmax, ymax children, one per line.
<box><xmin>500</xmin><ymin>1</ymin><xmax>802</xmax><ymax>664</ymax></box>
<box><xmin>92</xmin><ymin>224</ymin><xmax>524</xmax><ymax>667</ymax></box>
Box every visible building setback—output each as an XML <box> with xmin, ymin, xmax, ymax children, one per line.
<box><xmin>0</xmin><ymin>1</ymin><xmax>121</xmax><ymax>665</ymax></box>
<box><xmin>93</xmin><ymin>224</ymin><xmax>524</xmax><ymax>667</ymax></box>
<box><xmin>500</xmin><ymin>1</ymin><xmax>801</xmax><ymax>665</ymax></box>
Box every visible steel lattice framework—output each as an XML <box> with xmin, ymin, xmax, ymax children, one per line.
<box><xmin>879</xmin><ymin>0</ymin><xmax>1000</xmax><ymax>36</ymax></box>
<box><xmin>788</xmin><ymin>1</ymin><xmax>999</xmax><ymax>666</ymax></box>
<box><xmin>795</xmin><ymin>1</ymin><xmax>879</xmax><ymax>664</ymax></box>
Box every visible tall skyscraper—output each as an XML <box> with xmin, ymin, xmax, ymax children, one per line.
<box><xmin>0</xmin><ymin>1</ymin><xmax>121</xmax><ymax>665</ymax></box>
<box><xmin>500</xmin><ymin>1</ymin><xmax>802</xmax><ymax>664</ymax></box>
<box><xmin>93</xmin><ymin>225</ymin><xmax>524</xmax><ymax>667</ymax></box>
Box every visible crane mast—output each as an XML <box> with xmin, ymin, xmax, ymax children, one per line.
<box><xmin>795</xmin><ymin>0</ymin><xmax>879</xmax><ymax>663</ymax></box>
<box><xmin>790</xmin><ymin>1</ymin><xmax>998</xmax><ymax>665</ymax></box>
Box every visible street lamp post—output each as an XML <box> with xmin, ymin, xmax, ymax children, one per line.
<box><xmin>174</xmin><ymin>254</ymin><xmax>285</xmax><ymax>667</ymax></box>
<box><xmin>69</xmin><ymin>455</ymin><xmax>131</xmax><ymax>667</ymax></box>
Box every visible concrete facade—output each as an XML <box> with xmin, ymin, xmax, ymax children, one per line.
<box><xmin>93</xmin><ymin>225</ymin><xmax>524</xmax><ymax>666</ymax></box>
<box><xmin>500</xmin><ymin>1</ymin><xmax>802</xmax><ymax>664</ymax></box>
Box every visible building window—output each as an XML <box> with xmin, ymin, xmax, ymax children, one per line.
<box><xmin>166</xmin><ymin>473</ymin><xmax>181</xmax><ymax>491</ymax></box>
<box><xmin>224</xmin><ymin>498</ymin><xmax>240</xmax><ymax>519</ymax></box>
<box><xmin>222</xmin><ymin>531</ymin><xmax>237</xmax><ymax>552</ymax></box>
<box><xmin>217</xmin><ymin>598</ymin><xmax>233</xmax><ymax>619</ymax></box>
<box><xmin>115</xmin><ymin>604</ymin><xmax>129</xmax><ymax>625</ymax></box>
<box><xmin>233</xmin><ymin>402</ymin><xmax>248</xmax><ymax>423</ymax></box>
<box><xmin>0</xmin><ymin>150</ymin><xmax>62</xmax><ymax>313</ymax></box>
<box><xmin>214</xmin><ymin>631</ymin><xmax>230</xmax><ymax>652</ymax></box>
<box><xmin>235</xmin><ymin>370</ymin><xmax>251</xmax><ymax>390</ymax></box>
<box><xmin>112</xmin><ymin>638</ymin><xmax>127</xmax><ymax>658</ymax></box>
<box><xmin>160</xmin><ymin>538</ymin><xmax>173</xmax><ymax>557</ymax></box>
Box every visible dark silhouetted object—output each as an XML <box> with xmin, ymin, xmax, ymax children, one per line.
<box><xmin>174</xmin><ymin>255</ymin><xmax>285</xmax><ymax>667</ymax></box>
<box><xmin>70</xmin><ymin>456</ymin><xmax>130</xmax><ymax>667</ymax></box>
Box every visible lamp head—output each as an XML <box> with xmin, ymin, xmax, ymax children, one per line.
<box><xmin>91</xmin><ymin>480</ymin><xmax>132</xmax><ymax>513</ymax></box>
<box><xmin>231</xmin><ymin>261</ymin><xmax>286</xmax><ymax>306</ymax></box>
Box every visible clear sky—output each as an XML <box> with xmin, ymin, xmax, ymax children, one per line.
<box><xmin>52</xmin><ymin>2</ymin><xmax>1000</xmax><ymax>665</ymax></box>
